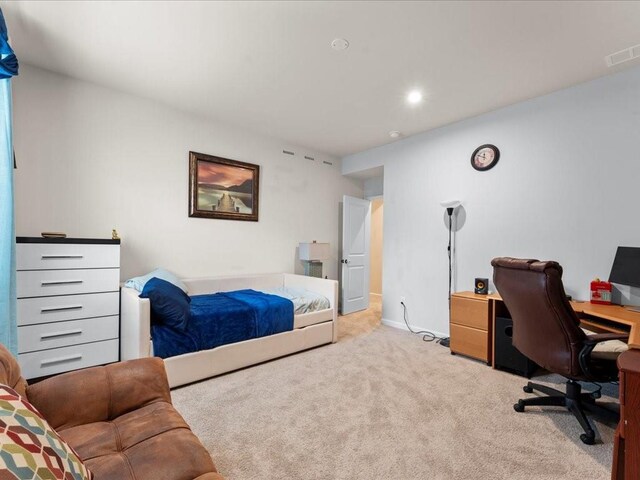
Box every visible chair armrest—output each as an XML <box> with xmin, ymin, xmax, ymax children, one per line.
<box><xmin>579</xmin><ymin>333</ymin><xmax>629</xmax><ymax>382</ymax></box>
<box><xmin>583</xmin><ymin>333</ymin><xmax>630</xmax><ymax>345</ymax></box>
<box><xmin>27</xmin><ymin>357</ymin><xmax>171</xmax><ymax>431</ymax></box>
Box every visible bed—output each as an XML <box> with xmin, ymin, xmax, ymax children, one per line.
<box><xmin>120</xmin><ymin>273</ymin><xmax>338</xmax><ymax>387</ymax></box>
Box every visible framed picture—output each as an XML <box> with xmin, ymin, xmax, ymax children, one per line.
<box><xmin>189</xmin><ymin>151</ymin><xmax>260</xmax><ymax>221</ymax></box>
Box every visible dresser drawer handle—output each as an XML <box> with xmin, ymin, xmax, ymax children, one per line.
<box><xmin>40</xmin><ymin>354</ymin><xmax>83</xmax><ymax>366</ymax></box>
<box><xmin>41</xmin><ymin>255</ymin><xmax>84</xmax><ymax>259</ymax></box>
<box><xmin>40</xmin><ymin>329</ymin><xmax>83</xmax><ymax>340</ymax></box>
<box><xmin>40</xmin><ymin>305</ymin><xmax>83</xmax><ymax>313</ymax></box>
<box><xmin>41</xmin><ymin>280</ymin><xmax>83</xmax><ymax>286</ymax></box>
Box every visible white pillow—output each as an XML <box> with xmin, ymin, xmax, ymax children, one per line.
<box><xmin>124</xmin><ymin>268</ymin><xmax>188</xmax><ymax>293</ymax></box>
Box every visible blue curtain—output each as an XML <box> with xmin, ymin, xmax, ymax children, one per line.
<box><xmin>0</xmin><ymin>8</ymin><xmax>18</xmax><ymax>354</ymax></box>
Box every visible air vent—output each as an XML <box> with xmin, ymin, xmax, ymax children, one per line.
<box><xmin>283</xmin><ymin>150</ymin><xmax>295</xmax><ymax>156</ymax></box>
<box><xmin>323</xmin><ymin>161</ymin><xmax>333</xmax><ymax>166</ymax></box>
<box><xmin>606</xmin><ymin>44</ymin><xmax>640</xmax><ymax>67</ymax></box>
<box><xmin>304</xmin><ymin>156</ymin><xmax>315</xmax><ymax>161</ymax></box>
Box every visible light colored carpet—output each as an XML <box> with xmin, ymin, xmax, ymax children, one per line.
<box><xmin>172</xmin><ymin>296</ymin><xmax>617</xmax><ymax>479</ymax></box>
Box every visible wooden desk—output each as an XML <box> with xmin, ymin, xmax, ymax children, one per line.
<box><xmin>449</xmin><ymin>292</ymin><xmax>640</xmax><ymax>366</ymax></box>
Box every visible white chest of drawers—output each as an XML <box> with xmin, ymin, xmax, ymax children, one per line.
<box><xmin>16</xmin><ymin>237</ymin><xmax>121</xmax><ymax>379</ymax></box>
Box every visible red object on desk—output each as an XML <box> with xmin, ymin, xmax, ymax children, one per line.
<box><xmin>591</xmin><ymin>279</ymin><xmax>612</xmax><ymax>305</ymax></box>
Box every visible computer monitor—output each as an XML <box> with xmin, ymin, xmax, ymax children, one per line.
<box><xmin>609</xmin><ymin>246</ymin><xmax>640</xmax><ymax>289</ymax></box>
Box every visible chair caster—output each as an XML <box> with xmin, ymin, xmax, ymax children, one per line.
<box><xmin>580</xmin><ymin>433</ymin><xmax>595</xmax><ymax>445</ymax></box>
<box><xmin>523</xmin><ymin>385</ymin><xmax>534</xmax><ymax>394</ymax></box>
<box><xmin>514</xmin><ymin>401</ymin><xmax>525</xmax><ymax>413</ymax></box>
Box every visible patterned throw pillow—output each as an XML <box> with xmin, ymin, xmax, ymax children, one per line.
<box><xmin>0</xmin><ymin>385</ymin><xmax>92</xmax><ymax>480</ymax></box>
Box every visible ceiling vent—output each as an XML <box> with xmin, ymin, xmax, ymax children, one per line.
<box><xmin>605</xmin><ymin>44</ymin><xmax>640</xmax><ymax>67</ymax></box>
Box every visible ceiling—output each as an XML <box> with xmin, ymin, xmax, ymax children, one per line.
<box><xmin>3</xmin><ymin>1</ymin><xmax>640</xmax><ymax>157</ymax></box>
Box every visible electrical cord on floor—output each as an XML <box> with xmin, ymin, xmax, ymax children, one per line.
<box><xmin>401</xmin><ymin>301</ymin><xmax>448</xmax><ymax>344</ymax></box>
<box><xmin>586</xmin><ymin>382</ymin><xmax>603</xmax><ymax>398</ymax></box>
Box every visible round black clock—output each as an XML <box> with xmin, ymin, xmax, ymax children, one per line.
<box><xmin>471</xmin><ymin>144</ymin><xmax>500</xmax><ymax>171</ymax></box>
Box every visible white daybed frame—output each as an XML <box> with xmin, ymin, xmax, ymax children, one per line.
<box><xmin>120</xmin><ymin>273</ymin><xmax>338</xmax><ymax>388</ymax></box>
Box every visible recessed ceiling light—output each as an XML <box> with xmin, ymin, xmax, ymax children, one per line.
<box><xmin>407</xmin><ymin>90</ymin><xmax>423</xmax><ymax>105</ymax></box>
<box><xmin>389</xmin><ymin>131</ymin><xmax>402</xmax><ymax>139</ymax></box>
<box><xmin>331</xmin><ymin>38</ymin><xmax>349</xmax><ymax>51</ymax></box>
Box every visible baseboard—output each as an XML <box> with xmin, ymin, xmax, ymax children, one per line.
<box><xmin>381</xmin><ymin>318</ymin><xmax>448</xmax><ymax>339</ymax></box>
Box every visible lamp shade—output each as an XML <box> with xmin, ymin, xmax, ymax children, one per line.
<box><xmin>299</xmin><ymin>242</ymin><xmax>330</xmax><ymax>261</ymax></box>
<box><xmin>439</xmin><ymin>199</ymin><xmax>461</xmax><ymax>209</ymax></box>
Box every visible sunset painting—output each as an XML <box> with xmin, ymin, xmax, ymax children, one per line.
<box><xmin>189</xmin><ymin>152</ymin><xmax>260</xmax><ymax>221</ymax></box>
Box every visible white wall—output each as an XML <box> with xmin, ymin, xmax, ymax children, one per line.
<box><xmin>363</xmin><ymin>176</ymin><xmax>383</xmax><ymax>198</ymax></box>
<box><xmin>343</xmin><ymin>66</ymin><xmax>640</xmax><ymax>335</ymax></box>
<box><xmin>13</xmin><ymin>65</ymin><xmax>362</xmax><ymax>280</ymax></box>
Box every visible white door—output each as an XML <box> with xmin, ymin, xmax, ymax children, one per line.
<box><xmin>341</xmin><ymin>195</ymin><xmax>371</xmax><ymax>314</ymax></box>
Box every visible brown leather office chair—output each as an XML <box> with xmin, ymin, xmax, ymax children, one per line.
<box><xmin>492</xmin><ymin>257</ymin><xmax>628</xmax><ymax>445</ymax></box>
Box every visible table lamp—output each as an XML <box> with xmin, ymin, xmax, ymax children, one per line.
<box><xmin>299</xmin><ymin>241</ymin><xmax>330</xmax><ymax>278</ymax></box>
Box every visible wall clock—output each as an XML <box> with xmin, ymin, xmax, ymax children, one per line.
<box><xmin>471</xmin><ymin>144</ymin><xmax>500</xmax><ymax>171</ymax></box>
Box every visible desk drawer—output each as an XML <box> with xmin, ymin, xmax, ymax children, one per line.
<box><xmin>18</xmin><ymin>292</ymin><xmax>119</xmax><ymax>326</ymax></box>
<box><xmin>17</xmin><ymin>269</ymin><xmax>119</xmax><ymax>298</ymax></box>
<box><xmin>17</xmin><ymin>244</ymin><xmax>120</xmax><ymax>271</ymax></box>
<box><xmin>451</xmin><ymin>296</ymin><xmax>489</xmax><ymax>330</ymax></box>
<box><xmin>18</xmin><ymin>316</ymin><xmax>119</xmax><ymax>354</ymax></box>
<box><xmin>450</xmin><ymin>324</ymin><xmax>489</xmax><ymax>362</ymax></box>
<box><xmin>18</xmin><ymin>339</ymin><xmax>119</xmax><ymax>379</ymax></box>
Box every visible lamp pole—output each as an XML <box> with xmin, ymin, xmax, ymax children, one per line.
<box><xmin>446</xmin><ymin>207</ymin><xmax>454</xmax><ymax>304</ymax></box>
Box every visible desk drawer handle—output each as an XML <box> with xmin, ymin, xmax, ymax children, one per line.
<box><xmin>41</xmin><ymin>280</ymin><xmax>83</xmax><ymax>286</ymax></box>
<box><xmin>40</xmin><ymin>354</ymin><xmax>83</xmax><ymax>366</ymax></box>
<box><xmin>41</xmin><ymin>255</ymin><xmax>84</xmax><ymax>259</ymax></box>
<box><xmin>40</xmin><ymin>305</ymin><xmax>83</xmax><ymax>313</ymax></box>
<box><xmin>40</xmin><ymin>329</ymin><xmax>83</xmax><ymax>340</ymax></box>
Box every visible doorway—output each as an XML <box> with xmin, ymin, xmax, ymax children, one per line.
<box><xmin>369</xmin><ymin>197</ymin><xmax>383</xmax><ymax>313</ymax></box>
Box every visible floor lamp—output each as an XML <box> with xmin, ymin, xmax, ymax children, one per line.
<box><xmin>439</xmin><ymin>200</ymin><xmax>461</xmax><ymax>303</ymax></box>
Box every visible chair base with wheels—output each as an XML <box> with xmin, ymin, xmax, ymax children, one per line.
<box><xmin>513</xmin><ymin>379</ymin><xmax>619</xmax><ymax>445</ymax></box>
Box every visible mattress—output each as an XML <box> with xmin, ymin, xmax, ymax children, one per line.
<box><xmin>151</xmin><ymin>289</ymin><xmax>294</xmax><ymax>359</ymax></box>
<box><xmin>262</xmin><ymin>286</ymin><xmax>331</xmax><ymax>314</ymax></box>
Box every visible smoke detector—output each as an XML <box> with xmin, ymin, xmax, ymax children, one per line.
<box><xmin>331</xmin><ymin>38</ymin><xmax>349</xmax><ymax>51</ymax></box>
<box><xmin>389</xmin><ymin>131</ymin><xmax>402</xmax><ymax>139</ymax></box>
<box><xmin>605</xmin><ymin>44</ymin><xmax>640</xmax><ymax>67</ymax></box>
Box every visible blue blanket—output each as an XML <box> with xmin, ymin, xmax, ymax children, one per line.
<box><xmin>151</xmin><ymin>289</ymin><xmax>294</xmax><ymax>359</ymax></box>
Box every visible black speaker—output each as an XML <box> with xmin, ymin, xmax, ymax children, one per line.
<box><xmin>494</xmin><ymin>316</ymin><xmax>538</xmax><ymax>378</ymax></box>
<box><xmin>474</xmin><ymin>278</ymin><xmax>488</xmax><ymax>295</ymax></box>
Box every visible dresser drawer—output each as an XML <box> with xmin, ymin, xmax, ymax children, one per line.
<box><xmin>18</xmin><ymin>339</ymin><xmax>119</xmax><ymax>379</ymax></box>
<box><xmin>18</xmin><ymin>316</ymin><xmax>119</xmax><ymax>354</ymax></box>
<box><xmin>17</xmin><ymin>243</ymin><xmax>120</xmax><ymax>271</ymax></box>
<box><xmin>18</xmin><ymin>292</ymin><xmax>119</xmax><ymax>326</ymax></box>
<box><xmin>451</xmin><ymin>296</ymin><xmax>489</xmax><ymax>330</ymax></box>
<box><xmin>17</xmin><ymin>268</ymin><xmax>119</xmax><ymax>298</ymax></box>
<box><xmin>450</xmin><ymin>324</ymin><xmax>489</xmax><ymax>362</ymax></box>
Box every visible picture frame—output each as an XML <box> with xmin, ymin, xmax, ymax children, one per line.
<box><xmin>189</xmin><ymin>151</ymin><xmax>260</xmax><ymax>221</ymax></box>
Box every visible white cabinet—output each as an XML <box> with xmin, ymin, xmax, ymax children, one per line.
<box><xmin>16</xmin><ymin>237</ymin><xmax>120</xmax><ymax>379</ymax></box>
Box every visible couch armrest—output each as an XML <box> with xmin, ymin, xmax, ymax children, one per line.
<box><xmin>27</xmin><ymin>357</ymin><xmax>171</xmax><ymax>431</ymax></box>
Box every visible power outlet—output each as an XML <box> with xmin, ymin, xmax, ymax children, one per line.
<box><xmin>400</xmin><ymin>296</ymin><xmax>406</xmax><ymax>304</ymax></box>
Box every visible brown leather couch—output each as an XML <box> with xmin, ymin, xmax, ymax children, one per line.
<box><xmin>0</xmin><ymin>344</ymin><xmax>224</xmax><ymax>480</ymax></box>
